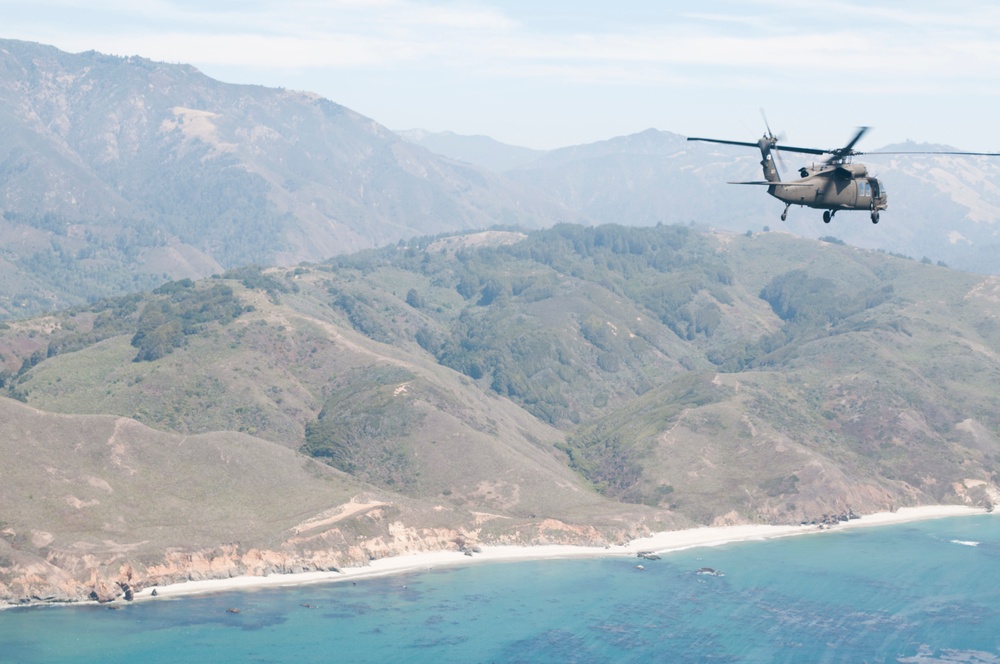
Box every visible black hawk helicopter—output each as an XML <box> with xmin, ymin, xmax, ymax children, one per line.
<box><xmin>687</xmin><ymin>120</ymin><xmax>1000</xmax><ymax>224</ymax></box>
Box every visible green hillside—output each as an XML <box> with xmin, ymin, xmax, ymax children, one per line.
<box><xmin>2</xmin><ymin>224</ymin><xmax>999</xmax><ymax>603</ymax></box>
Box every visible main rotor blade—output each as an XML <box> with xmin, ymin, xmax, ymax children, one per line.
<box><xmin>728</xmin><ymin>181</ymin><xmax>811</xmax><ymax>186</ymax></box>
<box><xmin>772</xmin><ymin>144</ymin><xmax>828</xmax><ymax>156</ymax></box>
<box><xmin>687</xmin><ymin>137</ymin><xmax>762</xmax><ymax>149</ymax></box>
<box><xmin>842</xmin><ymin>126</ymin><xmax>869</xmax><ymax>153</ymax></box>
<box><xmin>823</xmin><ymin>126</ymin><xmax>870</xmax><ymax>163</ymax></box>
<box><xmin>862</xmin><ymin>150</ymin><xmax>1000</xmax><ymax>157</ymax></box>
<box><xmin>687</xmin><ymin>137</ymin><xmax>827</xmax><ymax>156</ymax></box>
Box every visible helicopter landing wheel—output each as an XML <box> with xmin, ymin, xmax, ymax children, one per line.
<box><xmin>823</xmin><ymin>210</ymin><xmax>832</xmax><ymax>223</ymax></box>
<box><xmin>781</xmin><ymin>211</ymin><xmax>787</xmax><ymax>221</ymax></box>
<box><xmin>871</xmin><ymin>211</ymin><xmax>880</xmax><ymax>224</ymax></box>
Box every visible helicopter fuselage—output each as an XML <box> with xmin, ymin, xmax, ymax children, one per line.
<box><xmin>687</xmin><ymin>129</ymin><xmax>891</xmax><ymax>224</ymax></box>
<box><xmin>769</xmin><ymin>163</ymin><xmax>887</xmax><ymax>216</ymax></box>
<box><xmin>740</xmin><ymin>143</ymin><xmax>887</xmax><ymax>223</ymax></box>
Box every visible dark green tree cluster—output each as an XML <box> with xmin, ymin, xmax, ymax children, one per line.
<box><xmin>317</xmin><ymin>224</ymin><xmax>739</xmax><ymax>424</ymax></box>
<box><xmin>557</xmin><ymin>433</ymin><xmax>644</xmax><ymax>498</ymax></box>
<box><xmin>42</xmin><ymin>295</ymin><xmax>143</xmax><ymax>360</ymax></box>
<box><xmin>714</xmin><ymin>269</ymin><xmax>896</xmax><ymax>371</ymax></box>
<box><xmin>130</xmin><ymin>281</ymin><xmax>244</xmax><ymax>361</ymax></box>
<box><xmin>563</xmin><ymin>373</ymin><xmax>725</xmax><ymax>503</ymax></box>
<box><xmin>222</xmin><ymin>265</ymin><xmax>294</xmax><ymax>301</ymax></box>
<box><xmin>2</xmin><ymin>211</ymin><xmax>70</xmax><ymax>235</ymax></box>
<box><xmin>5</xmin><ymin>227</ymin><xmax>166</xmax><ymax>319</ymax></box>
<box><xmin>760</xmin><ymin>269</ymin><xmax>893</xmax><ymax>325</ymax></box>
<box><xmin>124</xmin><ymin>149</ymin><xmax>290</xmax><ymax>268</ymax></box>
<box><xmin>504</xmin><ymin>224</ymin><xmax>733</xmax><ymax>339</ymax></box>
<box><xmin>404</xmin><ymin>288</ymin><xmax>426</xmax><ymax>308</ymax></box>
<box><xmin>329</xmin><ymin>290</ymin><xmax>395</xmax><ymax>344</ymax></box>
<box><xmin>433</xmin><ymin>306</ymin><xmax>578</xmax><ymax>424</ymax></box>
<box><xmin>302</xmin><ymin>368</ymin><xmax>418</xmax><ymax>487</ymax></box>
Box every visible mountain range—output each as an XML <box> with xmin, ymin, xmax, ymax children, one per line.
<box><xmin>1</xmin><ymin>39</ymin><xmax>999</xmax><ymax>606</ymax></box>
<box><xmin>0</xmin><ymin>39</ymin><xmax>578</xmax><ymax>317</ymax></box>
<box><xmin>0</xmin><ymin>37</ymin><xmax>998</xmax><ymax>324</ymax></box>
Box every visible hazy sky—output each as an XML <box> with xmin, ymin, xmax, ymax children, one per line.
<box><xmin>4</xmin><ymin>0</ymin><xmax>1000</xmax><ymax>151</ymax></box>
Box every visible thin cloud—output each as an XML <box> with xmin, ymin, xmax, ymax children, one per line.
<box><xmin>8</xmin><ymin>0</ymin><xmax>999</xmax><ymax>76</ymax></box>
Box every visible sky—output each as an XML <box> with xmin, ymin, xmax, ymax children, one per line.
<box><xmin>4</xmin><ymin>0</ymin><xmax>1000</xmax><ymax>151</ymax></box>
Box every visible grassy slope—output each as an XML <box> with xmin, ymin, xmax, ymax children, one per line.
<box><xmin>16</xmin><ymin>284</ymin><xmax>637</xmax><ymax>520</ymax></box>
<box><xmin>0</xmin><ymin>396</ymin><xmax>518</xmax><ymax>601</ymax></box>
<box><xmin>1</xmin><ymin>225</ymin><xmax>998</xmax><ymax>590</ymax></box>
<box><xmin>568</xmin><ymin>232</ymin><xmax>1000</xmax><ymax>521</ymax></box>
<box><xmin>0</xmin><ymin>262</ymin><xmax>675</xmax><ymax>601</ymax></box>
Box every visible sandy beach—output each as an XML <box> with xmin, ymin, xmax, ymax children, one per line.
<box><xmin>133</xmin><ymin>504</ymin><xmax>991</xmax><ymax>602</ymax></box>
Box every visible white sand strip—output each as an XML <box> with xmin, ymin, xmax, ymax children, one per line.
<box><xmin>134</xmin><ymin>505</ymin><xmax>991</xmax><ymax>602</ymax></box>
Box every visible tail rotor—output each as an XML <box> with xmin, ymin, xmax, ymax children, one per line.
<box><xmin>759</xmin><ymin>108</ymin><xmax>786</xmax><ymax>177</ymax></box>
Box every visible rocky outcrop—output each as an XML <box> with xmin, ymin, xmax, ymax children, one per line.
<box><xmin>0</xmin><ymin>514</ymin><xmax>647</xmax><ymax>607</ymax></box>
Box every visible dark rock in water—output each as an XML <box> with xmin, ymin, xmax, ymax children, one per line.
<box><xmin>637</xmin><ymin>552</ymin><xmax>661</xmax><ymax>561</ymax></box>
<box><xmin>226</xmin><ymin>608</ymin><xmax>241</xmax><ymax>614</ymax></box>
<box><xmin>696</xmin><ymin>567</ymin><xmax>724</xmax><ymax>577</ymax></box>
<box><xmin>300</xmin><ymin>603</ymin><xmax>317</xmax><ymax>609</ymax></box>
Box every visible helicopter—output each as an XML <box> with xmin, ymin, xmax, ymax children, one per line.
<box><xmin>687</xmin><ymin>120</ymin><xmax>1000</xmax><ymax>224</ymax></box>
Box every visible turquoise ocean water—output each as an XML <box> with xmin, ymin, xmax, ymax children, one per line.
<box><xmin>3</xmin><ymin>515</ymin><xmax>1000</xmax><ymax>663</ymax></box>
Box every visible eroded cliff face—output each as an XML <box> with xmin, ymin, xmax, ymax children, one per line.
<box><xmin>0</xmin><ymin>502</ymin><xmax>657</xmax><ymax>606</ymax></box>
<box><xmin>4</xmin><ymin>485</ymin><xmax>996</xmax><ymax>606</ymax></box>
<box><xmin>0</xmin><ymin>396</ymin><xmax>672</xmax><ymax>607</ymax></box>
<box><xmin>3</xmin><ymin>390</ymin><xmax>994</xmax><ymax>607</ymax></box>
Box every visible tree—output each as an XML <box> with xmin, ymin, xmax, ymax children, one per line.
<box><xmin>405</xmin><ymin>288</ymin><xmax>425</xmax><ymax>308</ymax></box>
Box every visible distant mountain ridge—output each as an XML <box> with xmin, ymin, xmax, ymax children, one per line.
<box><xmin>0</xmin><ymin>39</ymin><xmax>580</xmax><ymax>316</ymax></box>
<box><xmin>0</xmin><ymin>37</ymin><xmax>997</xmax><ymax>324</ymax></box>
<box><xmin>396</xmin><ymin>128</ymin><xmax>546</xmax><ymax>171</ymax></box>
<box><xmin>402</xmin><ymin>128</ymin><xmax>1000</xmax><ymax>275</ymax></box>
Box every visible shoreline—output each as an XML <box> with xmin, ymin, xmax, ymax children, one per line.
<box><xmin>130</xmin><ymin>504</ymin><xmax>991</xmax><ymax>604</ymax></box>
